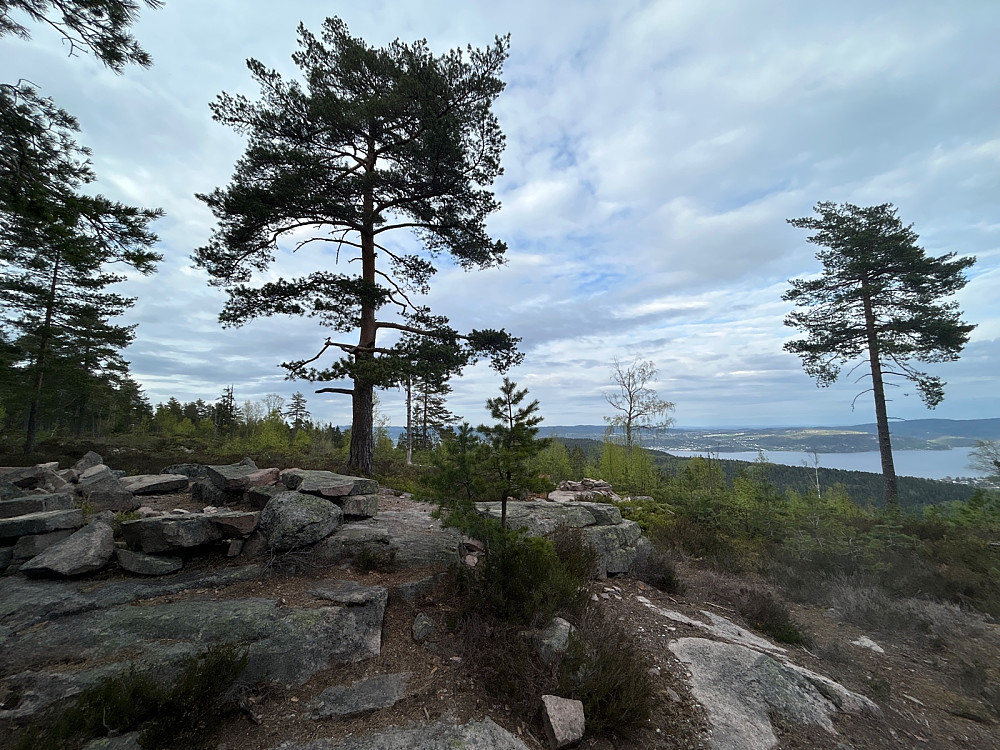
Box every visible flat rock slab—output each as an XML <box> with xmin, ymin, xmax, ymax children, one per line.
<box><xmin>272</xmin><ymin>717</ymin><xmax>531</xmax><ymax>750</ymax></box>
<box><xmin>0</xmin><ymin>492</ymin><xmax>75</xmax><ymax>519</ymax></box>
<box><xmin>0</xmin><ymin>508</ymin><xmax>84</xmax><ymax>541</ymax></box>
<box><xmin>119</xmin><ymin>474</ymin><xmax>190</xmax><ymax>495</ymax></box>
<box><xmin>310</xmin><ymin>672</ymin><xmax>410</xmax><ymax>720</ymax></box>
<box><xmin>116</xmin><ymin>548</ymin><xmax>183</xmax><ymax>576</ymax></box>
<box><xmin>669</xmin><ymin>637</ymin><xmax>877</xmax><ymax>750</ymax></box>
<box><xmin>207</xmin><ymin>464</ymin><xmax>280</xmax><ymax>491</ymax></box>
<box><xmin>11</xmin><ymin>528</ymin><xmax>74</xmax><ymax>560</ymax></box>
<box><xmin>281</xmin><ymin>470</ymin><xmax>378</xmax><ymax>498</ymax></box>
<box><xmin>355</xmin><ymin>509</ymin><xmax>461</xmax><ymax>569</ymax></box>
<box><xmin>20</xmin><ymin>520</ymin><xmax>115</xmax><ymax>577</ymax></box>
<box><xmin>120</xmin><ymin>513</ymin><xmax>224</xmax><ymax>553</ymax></box>
<box><xmin>474</xmin><ymin>501</ymin><xmax>621</xmax><ymax>536</ymax></box>
<box><xmin>1</xmin><ymin>575</ymin><xmax>387</xmax><ymax>721</ymax></box>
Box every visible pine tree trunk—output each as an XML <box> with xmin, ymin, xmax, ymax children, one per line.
<box><xmin>862</xmin><ymin>289</ymin><xmax>899</xmax><ymax>507</ymax></box>
<box><xmin>349</xmin><ymin>177</ymin><xmax>378</xmax><ymax>477</ymax></box>
<box><xmin>24</xmin><ymin>252</ymin><xmax>61</xmax><ymax>454</ymax></box>
<box><xmin>349</xmin><ymin>381</ymin><xmax>374</xmax><ymax>476</ymax></box>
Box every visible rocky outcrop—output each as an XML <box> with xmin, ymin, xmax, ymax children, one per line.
<box><xmin>20</xmin><ymin>515</ymin><xmax>115</xmax><ymax>577</ymax></box>
<box><xmin>258</xmin><ymin>491</ymin><xmax>344</xmax><ymax>552</ymax></box>
<box><xmin>119</xmin><ymin>474</ymin><xmax>189</xmax><ymax>495</ymax></box>
<box><xmin>474</xmin><ymin>500</ymin><xmax>643</xmax><ymax>578</ymax></box>
<box><xmin>272</xmin><ymin>717</ymin><xmax>532</xmax><ymax>750</ymax></box>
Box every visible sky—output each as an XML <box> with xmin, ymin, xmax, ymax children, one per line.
<box><xmin>2</xmin><ymin>0</ymin><xmax>999</xmax><ymax>429</ymax></box>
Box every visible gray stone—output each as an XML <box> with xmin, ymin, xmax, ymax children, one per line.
<box><xmin>0</xmin><ymin>546</ymin><xmax>11</xmax><ymax>569</ymax></box>
<box><xmin>0</xmin><ymin>492</ymin><xmax>75</xmax><ymax>519</ymax></box>
<box><xmin>367</xmin><ymin>510</ymin><xmax>461</xmax><ymax>569</ymax></box>
<box><xmin>21</xmin><ymin>518</ymin><xmax>115</xmax><ymax>577</ymax></box>
<box><xmin>309</xmin><ymin>672</ymin><xmax>410</xmax><ymax>720</ymax></box>
<box><xmin>392</xmin><ymin>572</ymin><xmax>449</xmax><ymax>603</ymax></box>
<box><xmin>669</xmin><ymin>637</ymin><xmax>878</xmax><ymax>750</ymax></box>
<box><xmin>116</xmin><ymin>548</ymin><xmax>183</xmax><ymax>576</ymax></box>
<box><xmin>258</xmin><ymin>492</ymin><xmax>343</xmax><ymax>552</ymax></box>
<box><xmin>2</xmin><ymin>465</ymin><xmax>51</xmax><ymax>490</ymax></box>
<box><xmin>191</xmin><ymin>478</ymin><xmax>232</xmax><ymax>506</ymax></box>
<box><xmin>119</xmin><ymin>474</ymin><xmax>189</xmax><ymax>495</ymax></box>
<box><xmin>120</xmin><ymin>513</ymin><xmax>224</xmax><ymax>553</ymax></box>
<box><xmin>83</xmin><ymin>732</ymin><xmax>142</xmax><ymax>750</ymax></box>
<box><xmin>248</xmin><ymin>483</ymin><xmax>286</xmax><ymax>509</ymax></box>
<box><xmin>530</xmin><ymin>617</ymin><xmax>574</xmax><ymax>663</ymax></box>
<box><xmin>0</xmin><ymin>478</ymin><xmax>28</xmax><ymax>500</ymax></box>
<box><xmin>207</xmin><ymin>510</ymin><xmax>259</xmax><ymax>537</ymax></box>
<box><xmin>582</xmin><ymin>522</ymin><xmax>641</xmax><ymax>578</ymax></box>
<box><xmin>412</xmin><ymin>612</ymin><xmax>436</xmax><ymax>642</ymax></box>
<box><xmin>308</xmin><ymin>580</ymin><xmax>388</xmax><ymax>611</ymax></box>
<box><xmin>272</xmin><ymin>717</ymin><xmax>531</xmax><ymax>750</ymax></box>
<box><xmin>77</xmin><ymin>463</ymin><xmax>114</xmax><ymax>486</ymax></box>
<box><xmin>72</xmin><ymin>451</ymin><xmax>104</xmax><ymax>473</ymax></box>
<box><xmin>0</xmin><ymin>508</ymin><xmax>84</xmax><ymax>541</ymax></box>
<box><xmin>78</xmin><ymin>469</ymin><xmax>137</xmax><ymax>512</ymax></box>
<box><xmin>241</xmin><ymin>530</ymin><xmax>268</xmax><ymax>557</ymax></box>
<box><xmin>281</xmin><ymin>469</ymin><xmax>379</xmax><ymax>498</ymax></box>
<box><xmin>475</xmin><ymin>501</ymin><xmax>602</xmax><ymax>536</ymax></box>
<box><xmin>11</xmin><ymin>528</ymin><xmax>74</xmax><ymax>560</ymax></box>
<box><xmin>313</xmin><ymin>525</ymin><xmax>392</xmax><ymax>561</ymax></box>
<box><xmin>161</xmin><ymin>463</ymin><xmax>208</xmax><ymax>479</ymax></box>
<box><xmin>336</xmin><ymin>492</ymin><xmax>378</xmax><ymax>518</ymax></box>
<box><xmin>541</xmin><ymin>694</ymin><xmax>585</xmax><ymax>749</ymax></box>
<box><xmin>207</xmin><ymin>463</ymin><xmax>278</xmax><ymax>491</ymax></box>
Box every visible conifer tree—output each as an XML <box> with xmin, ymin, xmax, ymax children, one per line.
<box><xmin>194</xmin><ymin>17</ymin><xmax>520</xmax><ymax>476</ymax></box>
<box><xmin>784</xmin><ymin>202</ymin><xmax>975</xmax><ymax>507</ymax></box>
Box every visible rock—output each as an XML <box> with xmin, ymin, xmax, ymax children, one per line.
<box><xmin>281</xmin><ymin>469</ymin><xmax>378</xmax><ymax>498</ymax></box>
<box><xmin>72</xmin><ymin>451</ymin><xmax>104</xmax><ymax>473</ymax></box>
<box><xmin>11</xmin><ymin>528</ymin><xmax>75</xmax><ymax>560</ymax></box>
<box><xmin>0</xmin><ymin>546</ymin><xmax>12</xmax><ymax>570</ymax></box>
<box><xmin>120</xmin><ymin>513</ymin><xmax>224</xmax><ymax>554</ymax></box>
<box><xmin>336</xmin><ymin>492</ymin><xmax>378</xmax><ymax>518</ymax></box>
<box><xmin>309</xmin><ymin>672</ymin><xmax>410</xmax><ymax>720</ymax></box>
<box><xmin>207</xmin><ymin>463</ymin><xmax>279</xmax><ymax>491</ymax></box>
<box><xmin>21</xmin><ymin>517</ymin><xmax>115</xmax><ymax>577</ymax></box>
<box><xmin>3</xmin><ymin>465</ymin><xmax>57</xmax><ymax>490</ymax></box>
<box><xmin>82</xmin><ymin>732</ymin><xmax>143</xmax><ymax>750</ymax></box>
<box><xmin>529</xmin><ymin>617</ymin><xmax>574</xmax><ymax>663</ymax></box>
<box><xmin>0</xmin><ymin>478</ymin><xmax>28</xmax><ymax>501</ymax></box>
<box><xmin>77</xmin><ymin>467</ymin><xmax>137</xmax><ymax>512</ymax></box>
<box><xmin>313</xmin><ymin>525</ymin><xmax>392</xmax><ymax>561</ymax></box>
<box><xmin>412</xmin><ymin>612</ymin><xmax>436</xmax><ymax>642</ymax></box>
<box><xmin>227</xmin><ymin>539</ymin><xmax>243</xmax><ymax>556</ymax></box>
<box><xmin>363</xmin><ymin>509</ymin><xmax>462</xmax><ymax>569</ymax></box>
<box><xmin>119</xmin><ymin>474</ymin><xmax>189</xmax><ymax>495</ymax></box>
<box><xmin>0</xmin><ymin>508</ymin><xmax>85</xmax><ymax>541</ymax></box>
<box><xmin>160</xmin><ymin>463</ymin><xmax>208</xmax><ymax>479</ymax></box>
<box><xmin>582</xmin><ymin>521</ymin><xmax>642</xmax><ymax>578</ymax></box>
<box><xmin>541</xmin><ymin>694</ymin><xmax>586</xmax><ymax>749</ymax></box>
<box><xmin>669</xmin><ymin>637</ymin><xmax>878</xmax><ymax>750</ymax></box>
<box><xmin>850</xmin><ymin>636</ymin><xmax>885</xmax><ymax>654</ymax></box>
<box><xmin>207</xmin><ymin>510</ymin><xmax>258</xmax><ymax>537</ymax></box>
<box><xmin>0</xmin><ymin>492</ymin><xmax>75</xmax><ymax>519</ymax></box>
<box><xmin>392</xmin><ymin>573</ymin><xmax>449</xmax><ymax>603</ymax></box>
<box><xmin>191</xmin><ymin>478</ymin><xmax>232</xmax><ymax>506</ymax></box>
<box><xmin>272</xmin><ymin>717</ymin><xmax>531</xmax><ymax>750</ymax></box>
<box><xmin>116</xmin><ymin>548</ymin><xmax>183</xmax><ymax>576</ymax></box>
<box><xmin>258</xmin><ymin>492</ymin><xmax>343</xmax><ymax>552</ymax></box>
<box><xmin>248</xmin><ymin>484</ymin><xmax>286</xmax><ymax>509</ymax></box>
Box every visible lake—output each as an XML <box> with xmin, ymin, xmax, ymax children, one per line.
<box><xmin>660</xmin><ymin>446</ymin><xmax>979</xmax><ymax>480</ymax></box>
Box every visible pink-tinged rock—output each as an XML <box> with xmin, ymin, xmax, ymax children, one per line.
<box><xmin>206</xmin><ymin>464</ymin><xmax>279</xmax><ymax>492</ymax></box>
<box><xmin>541</xmin><ymin>695</ymin><xmax>585</xmax><ymax>749</ymax></box>
<box><xmin>120</xmin><ymin>474</ymin><xmax>189</xmax><ymax>495</ymax></box>
<box><xmin>209</xmin><ymin>511</ymin><xmax>258</xmax><ymax>537</ymax></box>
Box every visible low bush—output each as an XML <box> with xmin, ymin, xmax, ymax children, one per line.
<box><xmin>352</xmin><ymin>546</ymin><xmax>397</xmax><ymax>573</ymax></box>
<box><xmin>735</xmin><ymin>586</ymin><xmax>809</xmax><ymax>646</ymax></box>
<box><xmin>13</xmin><ymin>643</ymin><xmax>249</xmax><ymax>750</ymax></box>
<box><xmin>557</xmin><ymin>608</ymin><xmax>654</xmax><ymax>736</ymax></box>
<box><xmin>630</xmin><ymin>544</ymin><xmax>685</xmax><ymax>594</ymax></box>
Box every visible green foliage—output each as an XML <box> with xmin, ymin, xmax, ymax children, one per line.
<box><xmin>478</xmin><ymin>378</ymin><xmax>551</xmax><ymax>525</ymax></box>
<box><xmin>529</xmin><ymin>438</ymin><xmax>575</xmax><ymax>484</ymax></box>
<box><xmin>557</xmin><ymin>609</ymin><xmax>655</xmax><ymax>735</ymax></box>
<box><xmin>13</xmin><ymin>643</ymin><xmax>249</xmax><ymax>750</ymax></box>
<box><xmin>604</xmin><ymin>357</ymin><xmax>674</xmax><ymax>452</ymax></box>
<box><xmin>735</xmin><ymin>586</ymin><xmax>809</xmax><ymax>645</ymax></box>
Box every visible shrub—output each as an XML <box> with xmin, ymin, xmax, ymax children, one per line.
<box><xmin>557</xmin><ymin>608</ymin><xmax>654</xmax><ymax>735</ymax></box>
<box><xmin>630</xmin><ymin>544</ymin><xmax>685</xmax><ymax>595</ymax></box>
<box><xmin>735</xmin><ymin>587</ymin><xmax>808</xmax><ymax>646</ymax></box>
<box><xmin>353</xmin><ymin>546</ymin><xmax>397</xmax><ymax>573</ymax></box>
<box><xmin>13</xmin><ymin>643</ymin><xmax>249</xmax><ymax>750</ymax></box>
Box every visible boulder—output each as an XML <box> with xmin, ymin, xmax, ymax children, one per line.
<box><xmin>207</xmin><ymin>463</ymin><xmax>280</xmax><ymax>492</ymax></box>
<box><xmin>20</xmin><ymin>517</ymin><xmax>115</xmax><ymax>577</ymax></box>
<box><xmin>0</xmin><ymin>508</ymin><xmax>84</xmax><ymax>541</ymax></box>
<box><xmin>257</xmin><ymin>492</ymin><xmax>343</xmax><ymax>552</ymax></box>
<box><xmin>309</xmin><ymin>672</ymin><xmax>410</xmax><ymax>720</ymax></box>
<box><xmin>313</xmin><ymin>525</ymin><xmax>392</xmax><ymax>562</ymax></box>
<box><xmin>72</xmin><ymin>451</ymin><xmax>104</xmax><ymax>473</ymax></box>
<box><xmin>206</xmin><ymin>510</ymin><xmax>258</xmax><ymax>537</ymax></box>
<box><xmin>412</xmin><ymin>612</ymin><xmax>436</xmax><ymax>642</ymax></box>
<box><xmin>119</xmin><ymin>474</ymin><xmax>189</xmax><ymax>495</ymax></box>
<box><xmin>529</xmin><ymin>617</ymin><xmax>574</xmax><ymax>664</ymax></box>
<box><xmin>0</xmin><ymin>492</ymin><xmax>75</xmax><ymax>519</ymax></box>
<box><xmin>541</xmin><ymin>694</ymin><xmax>586</xmax><ymax>749</ymax></box>
<box><xmin>336</xmin><ymin>492</ymin><xmax>378</xmax><ymax>518</ymax></box>
<box><xmin>248</xmin><ymin>483</ymin><xmax>286</xmax><ymax>509</ymax></box>
<box><xmin>669</xmin><ymin>637</ymin><xmax>878</xmax><ymax>750</ymax></box>
<box><xmin>582</xmin><ymin>520</ymin><xmax>642</xmax><ymax>577</ymax></box>
<box><xmin>190</xmin><ymin>479</ymin><xmax>232</xmax><ymax>506</ymax></box>
<box><xmin>160</xmin><ymin>463</ymin><xmax>208</xmax><ymax>479</ymax></box>
<box><xmin>116</xmin><ymin>548</ymin><xmax>183</xmax><ymax>576</ymax></box>
<box><xmin>12</xmin><ymin>528</ymin><xmax>75</xmax><ymax>560</ymax></box>
<box><xmin>77</xmin><ymin>467</ymin><xmax>137</xmax><ymax>512</ymax></box>
<box><xmin>281</xmin><ymin>469</ymin><xmax>378</xmax><ymax>498</ymax></box>
<box><xmin>120</xmin><ymin>514</ymin><xmax>224</xmax><ymax>554</ymax></box>
<box><xmin>0</xmin><ymin>478</ymin><xmax>27</xmax><ymax>501</ymax></box>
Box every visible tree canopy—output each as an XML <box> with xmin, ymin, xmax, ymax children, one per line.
<box><xmin>0</xmin><ymin>0</ymin><xmax>163</xmax><ymax>70</ymax></box>
<box><xmin>195</xmin><ymin>17</ymin><xmax>520</xmax><ymax>475</ymax></box>
<box><xmin>604</xmin><ymin>357</ymin><xmax>675</xmax><ymax>452</ymax></box>
<box><xmin>784</xmin><ymin>201</ymin><xmax>975</xmax><ymax>506</ymax></box>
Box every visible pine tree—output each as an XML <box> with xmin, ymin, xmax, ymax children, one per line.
<box><xmin>284</xmin><ymin>391</ymin><xmax>311</xmax><ymax>432</ymax></box>
<box><xmin>193</xmin><ymin>17</ymin><xmax>521</xmax><ymax>476</ymax></box>
<box><xmin>784</xmin><ymin>202</ymin><xmax>976</xmax><ymax>507</ymax></box>
<box><xmin>0</xmin><ymin>82</ymin><xmax>161</xmax><ymax>452</ymax></box>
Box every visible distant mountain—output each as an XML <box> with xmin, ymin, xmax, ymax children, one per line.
<box><xmin>839</xmin><ymin>418</ymin><xmax>1000</xmax><ymax>441</ymax></box>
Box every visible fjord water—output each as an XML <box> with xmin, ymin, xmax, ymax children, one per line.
<box><xmin>663</xmin><ymin>446</ymin><xmax>979</xmax><ymax>480</ymax></box>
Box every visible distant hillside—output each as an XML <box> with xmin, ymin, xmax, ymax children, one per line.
<box><xmin>542</xmin><ymin>418</ymin><xmax>1000</xmax><ymax>453</ymax></box>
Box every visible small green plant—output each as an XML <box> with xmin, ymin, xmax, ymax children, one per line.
<box><xmin>13</xmin><ymin>643</ymin><xmax>249</xmax><ymax>750</ymax></box>
<box><xmin>557</xmin><ymin>609</ymin><xmax>654</xmax><ymax>735</ymax></box>
<box><xmin>736</xmin><ymin>587</ymin><xmax>808</xmax><ymax>646</ymax></box>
